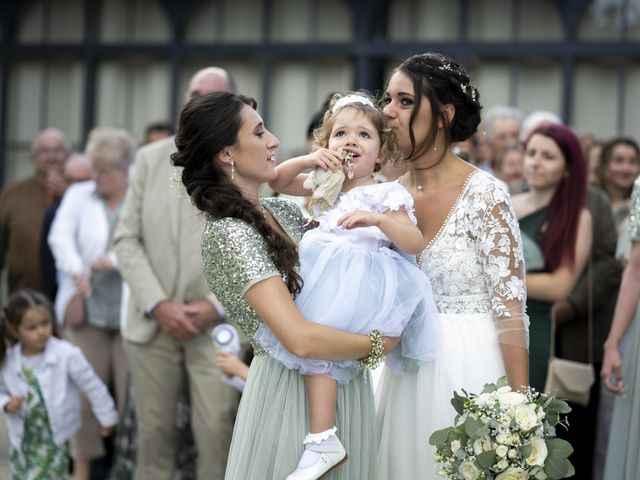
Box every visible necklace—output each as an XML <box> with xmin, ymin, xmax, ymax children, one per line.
<box><xmin>414</xmin><ymin>172</ymin><xmax>428</xmax><ymax>191</ymax></box>
<box><xmin>412</xmin><ymin>161</ymin><xmax>439</xmax><ymax>191</ymax></box>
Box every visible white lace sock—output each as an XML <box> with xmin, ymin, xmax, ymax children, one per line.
<box><xmin>297</xmin><ymin>426</ymin><xmax>338</xmax><ymax>469</ymax></box>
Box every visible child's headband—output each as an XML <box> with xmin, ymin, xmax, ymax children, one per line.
<box><xmin>332</xmin><ymin>94</ymin><xmax>374</xmax><ymax>113</ymax></box>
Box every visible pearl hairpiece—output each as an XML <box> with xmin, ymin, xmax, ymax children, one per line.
<box><xmin>332</xmin><ymin>94</ymin><xmax>374</xmax><ymax>113</ymax></box>
<box><xmin>437</xmin><ymin>62</ymin><xmax>478</xmax><ymax>103</ymax></box>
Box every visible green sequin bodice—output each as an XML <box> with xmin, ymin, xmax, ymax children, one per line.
<box><xmin>201</xmin><ymin>197</ymin><xmax>306</xmax><ymax>354</ymax></box>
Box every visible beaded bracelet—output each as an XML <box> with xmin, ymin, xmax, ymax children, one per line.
<box><xmin>357</xmin><ymin>330</ymin><xmax>384</xmax><ymax>370</ymax></box>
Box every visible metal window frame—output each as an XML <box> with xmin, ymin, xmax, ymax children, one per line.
<box><xmin>1</xmin><ymin>0</ymin><xmax>639</xmax><ymax>187</ymax></box>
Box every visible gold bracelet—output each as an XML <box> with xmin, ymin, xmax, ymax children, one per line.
<box><xmin>357</xmin><ymin>330</ymin><xmax>384</xmax><ymax>370</ymax></box>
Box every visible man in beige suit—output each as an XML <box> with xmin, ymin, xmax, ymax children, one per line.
<box><xmin>113</xmin><ymin>67</ymin><xmax>237</xmax><ymax>479</ymax></box>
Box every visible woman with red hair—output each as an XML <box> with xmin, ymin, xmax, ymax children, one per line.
<box><xmin>512</xmin><ymin>123</ymin><xmax>593</xmax><ymax>391</ymax></box>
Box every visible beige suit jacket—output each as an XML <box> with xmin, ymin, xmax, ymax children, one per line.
<box><xmin>113</xmin><ymin>137</ymin><xmax>218</xmax><ymax>344</ymax></box>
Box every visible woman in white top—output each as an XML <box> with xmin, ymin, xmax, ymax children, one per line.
<box><xmin>48</xmin><ymin>126</ymin><xmax>136</xmax><ymax>479</ymax></box>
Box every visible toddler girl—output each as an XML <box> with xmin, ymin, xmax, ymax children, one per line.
<box><xmin>0</xmin><ymin>289</ymin><xmax>118</xmax><ymax>479</ymax></box>
<box><xmin>254</xmin><ymin>92</ymin><xmax>440</xmax><ymax>480</ymax></box>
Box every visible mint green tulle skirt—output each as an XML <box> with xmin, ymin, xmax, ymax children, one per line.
<box><xmin>224</xmin><ymin>354</ymin><xmax>376</xmax><ymax>480</ymax></box>
<box><xmin>603</xmin><ymin>316</ymin><xmax>640</xmax><ymax>479</ymax></box>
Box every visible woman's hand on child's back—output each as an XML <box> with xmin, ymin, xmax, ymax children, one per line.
<box><xmin>3</xmin><ymin>395</ymin><xmax>24</xmax><ymax>413</ymax></box>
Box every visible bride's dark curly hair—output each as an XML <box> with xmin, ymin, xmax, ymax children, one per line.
<box><xmin>390</xmin><ymin>52</ymin><xmax>482</xmax><ymax>161</ymax></box>
<box><xmin>171</xmin><ymin>91</ymin><xmax>302</xmax><ymax>295</ymax></box>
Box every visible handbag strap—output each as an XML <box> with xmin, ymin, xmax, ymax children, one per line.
<box><xmin>549</xmin><ymin>254</ymin><xmax>594</xmax><ymax>365</ymax></box>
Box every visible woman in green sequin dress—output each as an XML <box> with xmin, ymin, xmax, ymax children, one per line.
<box><xmin>171</xmin><ymin>91</ymin><xmax>399</xmax><ymax>479</ymax></box>
<box><xmin>511</xmin><ymin>123</ymin><xmax>592</xmax><ymax>392</ymax></box>
<box><xmin>602</xmin><ymin>177</ymin><xmax>640</xmax><ymax>479</ymax></box>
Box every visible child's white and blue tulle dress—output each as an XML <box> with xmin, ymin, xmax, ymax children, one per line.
<box><xmin>254</xmin><ymin>182</ymin><xmax>440</xmax><ymax>384</ymax></box>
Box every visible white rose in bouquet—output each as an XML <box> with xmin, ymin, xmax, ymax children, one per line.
<box><xmin>525</xmin><ymin>437</ymin><xmax>548</xmax><ymax>466</ymax></box>
<box><xmin>475</xmin><ymin>392</ymin><xmax>496</xmax><ymax>406</ymax></box>
<box><xmin>458</xmin><ymin>461</ymin><xmax>481</xmax><ymax>480</ymax></box>
<box><xmin>496</xmin><ymin>467</ymin><xmax>529</xmax><ymax>480</ymax></box>
<box><xmin>473</xmin><ymin>436</ymin><xmax>492</xmax><ymax>455</ymax></box>
<box><xmin>514</xmin><ymin>404</ymin><xmax>539</xmax><ymax>431</ymax></box>
<box><xmin>451</xmin><ymin>439</ymin><xmax>462</xmax><ymax>454</ymax></box>
<box><xmin>496</xmin><ymin>444</ymin><xmax>509</xmax><ymax>457</ymax></box>
<box><xmin>497</xmin><ymin>390</ymin><xmax>527</xmax><ymax>407</ymax></box>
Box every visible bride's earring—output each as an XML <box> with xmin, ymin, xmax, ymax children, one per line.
<box><xmin>231</xmin><ymin>159</ymin><xmax>235</xmax><ymax>181</ymax></box>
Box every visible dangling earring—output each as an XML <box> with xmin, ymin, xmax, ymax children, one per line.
<box><xmin>433</xmin><ymin>145</ymin><xmax>437</xmax><ymax>151</ymax></box>
<box><xmin>230</xmin><ymin>159</ymin><xmax>235</xmax><ymax>181</ymax></box>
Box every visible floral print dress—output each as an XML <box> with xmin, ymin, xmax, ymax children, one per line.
<box><xmin>9</xmin><ymin>366</ymin><xmax>69</xmax><ymax>479</ymax></box>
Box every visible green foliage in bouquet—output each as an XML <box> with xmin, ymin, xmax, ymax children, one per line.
<box><xmin>429</xmin><ymin>377</ymin><xmax>574</xmax><ymax>480</ymax></box>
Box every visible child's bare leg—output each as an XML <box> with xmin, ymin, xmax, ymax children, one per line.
<box><xmin>288</xmin><ymin>374</ymin><xmax>346</xmax><ymax>479</ymax></box>
<box><xmin>306</xmin><ymin>374</ymin><xmax>337</xmax><ymax>433</ymax></box>
<box><xmin>72</xmin><ymin>458</ymin><xmax>90</xmax><ymax>480</ymax></box>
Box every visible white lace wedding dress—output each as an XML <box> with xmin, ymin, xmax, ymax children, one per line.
<box><xmin>376</xmin><ymin>170</ymin><xmax>529</xmax><ymax>479</ymax></box>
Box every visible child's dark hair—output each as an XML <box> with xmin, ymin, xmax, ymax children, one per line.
<box><xmin>0</xmin><ymin>289</ymin><xmax>56</xmax><ymax>364</ymax></box>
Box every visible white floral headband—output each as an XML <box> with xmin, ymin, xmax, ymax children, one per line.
<box><xmin>331</xmin><ymin>94</ymin><xmax>374</xmax><ymax>113</ymax></box>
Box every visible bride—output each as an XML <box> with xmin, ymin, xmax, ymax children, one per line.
<box><xmin>376</xmin><ymin>53</ymin><xmax>530</xmax><ymax>479</ymax></box>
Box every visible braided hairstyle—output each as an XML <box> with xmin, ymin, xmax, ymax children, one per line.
<box><xmin>392</xmin><ymin>52</ymin><xmax>482</xmax><ymax>161</ymax></box>
<box><xmin>171</xmin><ymin>91</ymin><xmax>302</xmax><ymax>295</ymax></box>
<box><xmin>1</xmin><ymin>289</ymin><xmax>56</xmax><ymax>365</ymax></box>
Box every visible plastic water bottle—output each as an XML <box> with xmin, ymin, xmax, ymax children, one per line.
<box><xmin>212</xmin><ymin>323</ymin><xmax>245</xmax><ymax>392</ymax></box>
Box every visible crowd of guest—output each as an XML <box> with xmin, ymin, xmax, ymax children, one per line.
<box><xmin>0</xmin><ymin>60</ymin><xmax>639</xmax><ymax>480</ymax></box>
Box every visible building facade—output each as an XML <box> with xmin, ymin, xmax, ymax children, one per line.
<box><xmin>1</xmin><ymin>0</ymin><xmax>639</xmax><ymax>185</ymax></box>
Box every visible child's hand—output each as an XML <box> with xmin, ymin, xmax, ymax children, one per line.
<box><xmin>100</xmin><ymin>426</ymin><xmax>114</xmax><ymax>437</ymax></box>
<box><xmin>337</xmin><ymin>210</ymin><xmax>382</xmax><ymax>229</ymax></box>
<box><xmin>4</xmin><ymin>396</ymin><xmax>24</xmax><ymax>413</ymax></box>
<box><xmin>91</xmin><ymin>255</ymin><xmax>114</xmax><ymax>273</ymax></box>
<box><xmin>307</xmin><ymin>149</ymin><xmax>343</xmax><ymax>172</ymax></box>
<box><xmin>72</xmin><ymin>273</ymin><xmax>92</xmax><ymax>297</ymax></box>
<box><xmin>216</xmin><ymin>352</ymin><xmax>249</xmax><ymax>381</ymax></box>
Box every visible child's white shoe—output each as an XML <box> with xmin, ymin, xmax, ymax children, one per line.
<box><xmin>286</xmin><ymin>428</ymin><xmax>347</xmax><ymax>480</ymax></box>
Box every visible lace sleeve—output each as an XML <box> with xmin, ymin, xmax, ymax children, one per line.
<box><xmin>477</xmin><ymin>185</ymin><xmax>529</xmax><ymax>350</ymax></box>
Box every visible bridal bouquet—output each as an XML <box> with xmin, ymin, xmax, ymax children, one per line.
<box><xmin>429</xmin><ymin>377</ymin><xmax>574</xmax><ymax>480</ymax></box>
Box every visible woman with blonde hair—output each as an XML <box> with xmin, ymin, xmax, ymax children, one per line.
<box><xmin>49</xmin><ymin>126</ymin><xmax>136</xmax><ymax>480</ymax></box>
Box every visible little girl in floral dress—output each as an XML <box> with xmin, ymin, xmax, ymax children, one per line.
<box><xmin>0</xmin><ymin>289</ymin><xmax>118</xmax><ymax>479</ymax></box>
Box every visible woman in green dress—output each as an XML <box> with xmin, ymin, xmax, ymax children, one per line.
<box><xmin>170</xmin><ymin>91</ymin><xmax>398</xmax><ymax>480</ymax></box>
<box><xmin>511</xmin><ymin>123</ymin><xmax>592</xmax><ymax>391</ymax></box>
<box><xmin>602</xmin><ymin>176</ymin><xmax>640</xmax><ymax>479</ymax></box>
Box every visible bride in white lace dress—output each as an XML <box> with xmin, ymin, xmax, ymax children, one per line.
<box><xmin>376</xmin><ymin>53</ymin><xmax>530</xmax><ymax>479</ymax></box>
